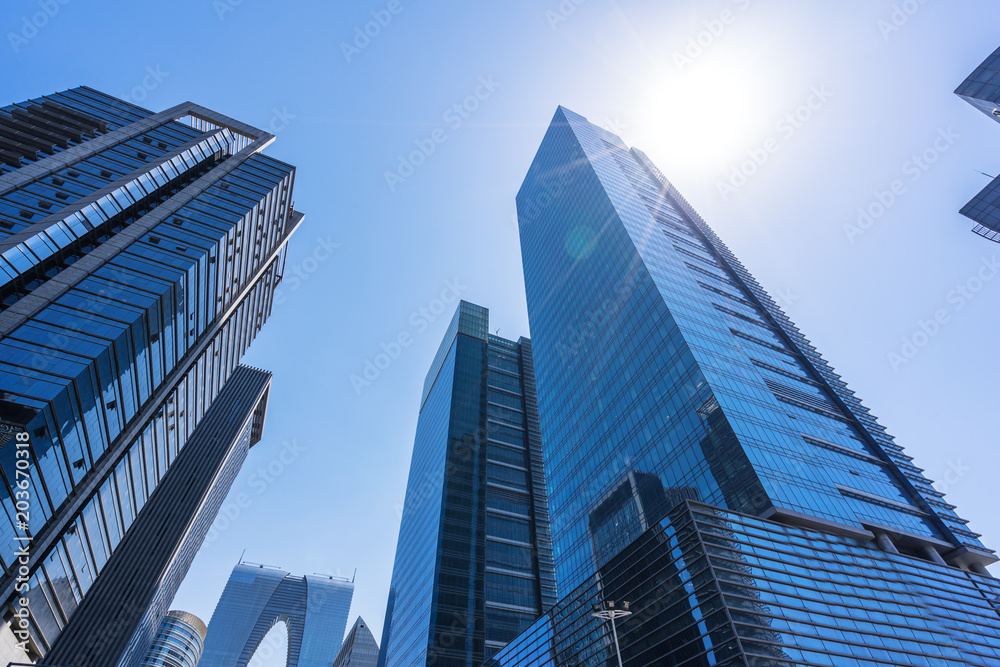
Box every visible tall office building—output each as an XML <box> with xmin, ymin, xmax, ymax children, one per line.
<box><xmin>199</xmin><ymin>562</ymin><xmax>354</xmax><ymax>667</ymax></box>
<box><xmin>956</xmin><ymin>44</ymin><xmax>1000</xmax><ymax>242</ymax></box>
<box><xmin>380</xmin><ymin>302</ymin><xmax>557</xmax><ymax>667</ymax></box>
<box><xmin>139</xmin><ymin>610</ymin><xmax>208</xmax><ymax>667</ymax></box>
<box><xmin>489</xmin><ymin>108</ymin><xmax>1000</xmax><ymax>665</ymax></box>
<box><xmin>0</xmin><ymin>87</ymin><xmax>301</xmax><ymax>664</ymax></box>
<box><xmin>43</xmin><ymin>365</ymin><xmax>273</xmax><ymax>667</ymax></box>
<box><xmin>374</xmin><ymin>587</ymin><xmax>394</xmax><ymax>667</ymax></box>
<box><xmin>332</xmin><ymin>617</ymin><xmax>379</xmax><ymax>667</ymax></box>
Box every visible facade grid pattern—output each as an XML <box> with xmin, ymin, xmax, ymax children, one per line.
<box><xmin>502</xmin><ymin>106</ymin><xmax>1000</xmax><ymax>664</ymax></box>
<box><xmin>381</xmin><ymin>302</ymin><xmax>556</xmax><ymax>667</ymax></box>
<box><xmin>0</xmin><ymin>86</ymin><xmax>300</xmax><ymax>664</ymax></box>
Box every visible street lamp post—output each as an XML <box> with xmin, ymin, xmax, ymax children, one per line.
<box><xmin>591</xmin><ymin>600</ymin><xmax>631</xmax><ymax>667</ymax></box>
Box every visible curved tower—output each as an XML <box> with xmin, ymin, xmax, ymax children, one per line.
<box><xmin>140</xmin><ymin>611</ymin><xmax>207</xmax><ymax>667</ymax></box>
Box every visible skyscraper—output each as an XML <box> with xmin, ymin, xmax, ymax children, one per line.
<box><xmin>0</xmin><ymin>87</ymin><xmax>301</xmax><ymax>664</ymax></box>
<box><xmin>139</xmin><ymin>610</ymin><xmax>208</xmax><ymax>667</ymax></box>
<box><xmin>198</xmin><ymin>562</ymin><xmax>354</xmax><ymax>667</ymax></box>
<box><xmin>380</xmin><ymin>302</ymin><xmax>556</xmax><ymax>667</ymax></box>
<box><xmin>42</xmin><ymin>365</ymin><xmax>273</xmax><ymax>667</ymax></box>
<box><xmin>332</xmin><ymin>617</ymin><xmax>379</xmax><ymax>667</ymax></box>
<box><xmin>489</xmin><ymin>107</ymin><xmax>1000</xmax><ymax>665</ymax></box>
<box><xmin>956</xmin><ymin>44</ymin><xmax>1000</xmax><ymax>242</ymax></box>
<box><xmin>374</xmin><ymin>587</ymin><xmax>394</xmax><ymax>667</ymax></box>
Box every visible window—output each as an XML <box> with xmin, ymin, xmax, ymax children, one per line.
<box><xmin>487</xmin><ymin>488</ymin><xmax>531</xmax><ymax>516</ymax></box>
<box><xmin>487</xmin><ymin>444</ymin><xmax>526</xmax><ymax>468</ymax></box>
<box><xmin>486</xmin><ymin>540</ymin><xmax>534</xmax><ymax>572</ymax></box>
<box><xmin>487</xmin><ymin>464</ymin><xmax>528</xmax><ymax>490</ymax></box>
<box><xmin>485</xmin><ymin>572</ymin><xmax>537</xmax><ymax>609</ymax></box>
<box><xmin>487</xmin><ymin>512</ymin><xmax>532</xmax><ymax>543</ymax></box>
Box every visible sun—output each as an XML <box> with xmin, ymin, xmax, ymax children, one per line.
<box><xmin>630</xmin><ymin>55</ymin><xmax>772</xmax><ymax>177</ymax></box>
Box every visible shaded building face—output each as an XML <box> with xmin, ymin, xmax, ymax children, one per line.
<box><xmin>496</xmin><ymin>106</ymin><xmax>1000</xmax><ymax>663</ymax></box>
<box><xmin>380</xmin><ymin>302</ymin><xmax>556</xmax><ymax>667</ymax></box>
<box><xmin>199</xmin><ymin>563</ymin><xmax>354</xmax><ymax>667</ymax></box>
<box><xmin>333</xmin><ymin>617</ymin><xmax>380</xmax><ymax>667</ymax></box>
<box><xmin>488</xmin><ymin>501</ymin><xmax>1000</xmax><ymax>666</ymax></box>
<box><xmin>0</xmin><ymin>87</ymin><xmax>300</xmax><ymax>663</ymax></box>
<box><xmin>41</xmin><ymin>365</ymin><xmax>273</xmax><ymax>667</ymax></box>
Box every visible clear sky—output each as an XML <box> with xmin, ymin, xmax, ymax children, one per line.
<box><xmin>3</xmin><ymin>0</ymin><xmax>1000</xmax><ymax>663</ymax></box>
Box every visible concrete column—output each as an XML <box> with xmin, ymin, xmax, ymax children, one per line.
<box><xmin>970</xmin><ymin>562</ymin><xmax>992</xmax><ymax>577</ymax></box>
<box><xmin>921</xmin><ymin>545</ymin><xmax>947</xmax><ymax>567</ymax></box>
<box><xmin>875</xmin><ymin>533</ymin><xmax>898</xmax><ymax>554</ymax></box>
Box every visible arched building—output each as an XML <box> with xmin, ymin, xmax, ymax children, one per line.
<box><xmin>199</xmin><ymin>563</ymin><xmax>353</xmax><ymax>667</ymax></box>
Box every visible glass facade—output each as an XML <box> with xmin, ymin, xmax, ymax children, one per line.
<box><xmin>333</xmin><ymin>616</ymin><xmax>381</xmax><ymax>667</ymax></box>
<box><xmin>381</xmin><ymin>302</ymin><xmax>556</xmax><ymax>667</ymax></box>
<box><xmin>488</xmin><ymin>501</ymin><xmax>1000</xmax><ymax>667</ymax></box>
<box><xmin>500</xmin><ymin>106</ymin><xmax>1000</xmax><ymax>663</ymax></box>
<box><xmin>0</xmin><ymin>87</ymin><xmax>301</xmax><ymax>663</ymax></box>
<box><xmin>139</xmin><ymin>610</ymin><xmax>207</xmax><ymax>667</ymax></box>
<box><xmin>955</xmin><ymin>44</ymin><xmax>1000</xmax><ymax>242</ymax></box>
<box><xmin>41</xmin><ymin>365</ymin><xmax>273</xmax><ymax>667</ymax></box>
<box><xmin>199</xmin><ymin>563</ymin><xmax>354</xmax><ymax>667</ymax></box>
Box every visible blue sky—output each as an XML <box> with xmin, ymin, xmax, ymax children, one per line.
<box><xmin>3</xmin><ymin>0</ymin><xmax>1000</xmax><ymax>662</ymax></box>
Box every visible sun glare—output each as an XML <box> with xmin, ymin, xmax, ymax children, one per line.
<box><xmin>632</xmin><ymin>56</ymin><xmax>771</xmax><ymax>176</ymax></box>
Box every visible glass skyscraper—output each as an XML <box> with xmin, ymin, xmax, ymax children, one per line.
<box><xmin>956</xmin><ymin>43</ymin><xmax>1000</xmax><ymax>242</ymax></box>
<box><xmin>198</xmin><ymin>562</ymin><xmax>355</xmax><ymax>667</ymax></box>
<box><xmin>332</xmin><ymin>617</ymin><xmax>380</xmax><ymax>667</ymax></box>
<box><xmin>375</xmin><ymin>587</ymin><xmax>395</xmax><ymax>667</ymax></box>
<box><xmin>380</xmin><ymin>301</ymin><xmax>557</xmax><ymax>667</ymax></box>
<box><xmin>488</xmin><ymin>107</ymin><xmax>1000</xmax><ymax>665</ymax></box>
<box><xmin>40</xmin><ymin>365</ymin><xmax>273</xmax><ymax>667</ymax></box>
<box><xmin>139</xmin><ymin>610</ymin><xmax>208</xmax><ymax>667</ymax></box>
<box><xmin>0</xmin><ymin>87</ymin><xmax>300</xmax><ymax>664</ymax></box>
